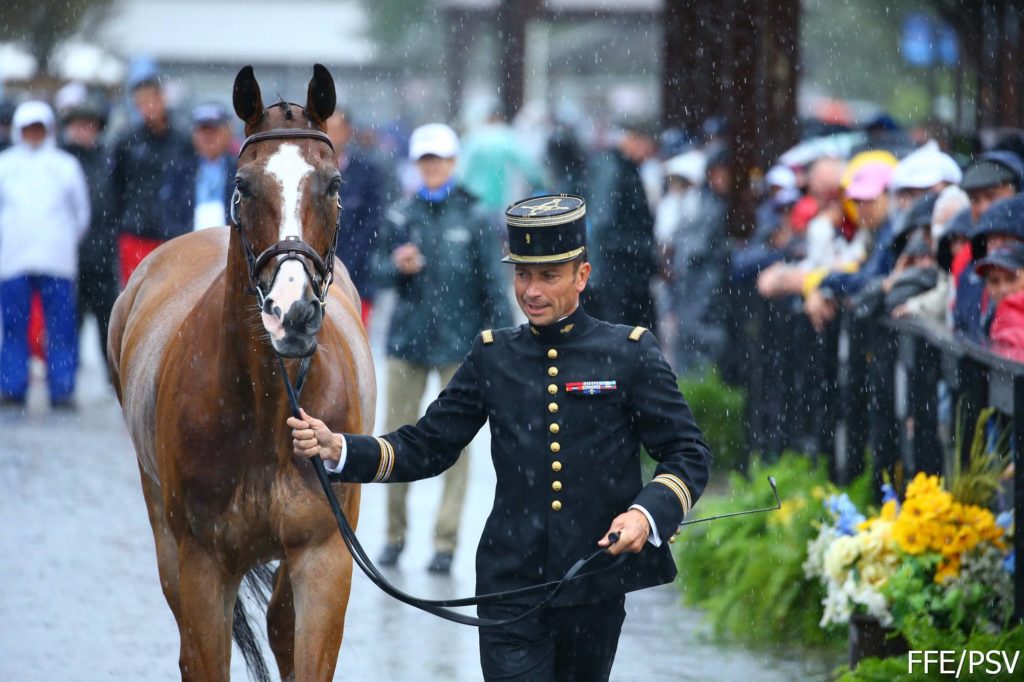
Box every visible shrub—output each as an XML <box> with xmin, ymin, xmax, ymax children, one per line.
<box><xmin>678</xmin><ymin>368</ymin><xmax>746</xmax><ymax>472</ymax></box>
<box><xmin>674</xmin><ymin>454</ymin><xmax>871</xmax><ymax>646</ymax></box>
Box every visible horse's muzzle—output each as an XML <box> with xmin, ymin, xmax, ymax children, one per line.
<box><xmin>265</xmin><ymin>295</ymin><xmax>324</xmax><ymax>358</ymax></box>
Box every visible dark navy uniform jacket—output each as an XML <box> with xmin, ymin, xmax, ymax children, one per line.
<box><xmin>334</xmin><ymin>306</ymin><xmax>712</xmax><ymax>606</ymax></box>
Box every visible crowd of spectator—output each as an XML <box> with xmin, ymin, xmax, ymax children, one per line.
<box><xmin>2</xmin><ymin>65</ymin><xmax>1023</xmax><ymax>552</ymax></box>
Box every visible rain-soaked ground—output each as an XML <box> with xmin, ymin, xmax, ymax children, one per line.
<box><xmin>0</xmin><ymin>309</ymin><xmax>839</xmax><ymax>681</ymax></box>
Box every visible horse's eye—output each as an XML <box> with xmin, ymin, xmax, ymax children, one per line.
<box><xmin>328</xmin><ymin>177</ymin><xmax>342</xmax><ymax>196</ymax></box>
<box><xmin>234</xmin><ymin>177</ymin><xmax>252</xmax><ymax>198</ymax></box>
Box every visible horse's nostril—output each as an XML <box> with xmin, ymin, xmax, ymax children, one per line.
<box><xmin>262</xmin><ymin>297</ymin><xmax>284</xmax><ymax>320</ymax></box>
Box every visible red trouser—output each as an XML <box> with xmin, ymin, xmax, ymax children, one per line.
<box><xmin>119</xmin><ymin>234</ymin><xmax>165</xmax><ymax>287</ymax></box>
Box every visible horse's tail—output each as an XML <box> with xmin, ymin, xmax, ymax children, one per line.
<box><xmin>233</xmin><ymin>564</ymin><xmax>275</xmax><ymax>682</ymax></box>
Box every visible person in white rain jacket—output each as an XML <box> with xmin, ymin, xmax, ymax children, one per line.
<box><xmin>0</xmin><ymin>100</ymin><xmax>90</xmax><ymax>408</ymax></box>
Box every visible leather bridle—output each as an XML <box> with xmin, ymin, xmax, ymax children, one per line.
<box><xmin>230</xmin><ymin>121</ymin><xmax>340</xmax><ymax>309</ymax></box>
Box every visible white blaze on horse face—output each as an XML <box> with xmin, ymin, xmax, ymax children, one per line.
<box><xmin>262</xmin><ymin>144</ymin><xmax>315</xmax><ymax>340</ymax></box>
<box><xmin>265</xmin><ymin>143</ymin><xmax>313</xmax><ymax>241</ymax></box>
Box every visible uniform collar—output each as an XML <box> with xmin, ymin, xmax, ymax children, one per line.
<box><xmin>527</xmin><ymin>305</ymin><xmax>594</xmax><ymax>344</ymax></box>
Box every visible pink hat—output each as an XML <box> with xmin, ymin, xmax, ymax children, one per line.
<box><xmin>845</xmin><ymin>161</ymin><xmax>893</xmax><ymax>201</ymax></box>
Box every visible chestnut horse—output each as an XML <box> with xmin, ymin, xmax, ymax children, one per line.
<box><xmin>107</xmin><ymin>65</ymin><xmax>374</xmax><ymax>681</ymax></box>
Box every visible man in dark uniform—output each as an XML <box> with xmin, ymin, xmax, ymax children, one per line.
<box><xmin>288</xmin><ymin>194</ymin><xmax>711</xmax><ymax>681</ymax></box>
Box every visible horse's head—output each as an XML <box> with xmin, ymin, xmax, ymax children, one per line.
<box><xmin>231</xmin><ymin>64</ymin><xmax>340</xmax><ymax>358</ymax></box>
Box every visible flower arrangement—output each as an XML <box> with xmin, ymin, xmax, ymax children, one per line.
<box><xmin>805</xmin><ymin>473</ymin><xmax>1014</xmax><ymax>636</ymax></box>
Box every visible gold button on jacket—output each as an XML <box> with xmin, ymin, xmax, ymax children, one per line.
<box><xmin>547</xmin><ymin>349</ymin><xmax>558</xmax><ymax>359</ymax></box>
<box><xmin>551</xmin><ymin>500</ymin><xmax>562</xmax><ymax>511</ymax></box>
<box><xmin>548</xmin><ymin>367</ymin><xmax>558</xmax><ymax>377</ymax></box>
<box><xmin>550</xmin><ymin>442</ymin><xmax>560</xmax><ymax>453</ymax></box>
<box><xmin>552</xmin><ymin>481</ymin><xmax>562</xmax><ymax>492</ymax></box>
<box><xmin>547</xmin><ymin>384</ymin><xmax>557</xmax><ymax>395</ymax></box>
<box><xmin>549</xmin><ymin>423</ymin><xmax>560</xmax><ymax>434</ymax></box>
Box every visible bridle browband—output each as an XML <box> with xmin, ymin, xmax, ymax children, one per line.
<box><xmin>230</xmin><ymin>118</ymin><xmax>340</xmax><ymax>309</ymax></box>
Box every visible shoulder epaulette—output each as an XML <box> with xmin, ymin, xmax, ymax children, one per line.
<box><xmin>628</xmin><ymin>326</ymin><xmax>647</xmax><ymax>342</ymax></box>
<box><xmin>481</xmin><ymin>329</ymin><xmax>494</xmax><ymax>345</ymax></box>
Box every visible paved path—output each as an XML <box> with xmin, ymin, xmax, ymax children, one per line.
<box><xmin>0</xmin><ymin>315</ymin><xmax>836</xmax><ymax>680</ymax></box>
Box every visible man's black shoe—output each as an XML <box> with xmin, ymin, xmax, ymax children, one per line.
<box><xmin>427</xmin><ymin>551</ymin><xmax>453</xmax><ymax>575</ymax></box>
<box><xmin>377</xmin><ymin>543</ymin><xmax>403</xmax><ymax>567</ymax></box>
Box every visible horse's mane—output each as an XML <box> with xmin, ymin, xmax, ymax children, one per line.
<box><xmin>276</xmin><ymin>96</ymin><xmax>294</xmax><ymax>121</ymax></box>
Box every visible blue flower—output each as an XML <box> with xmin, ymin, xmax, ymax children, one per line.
<box><xmin>825</xmin><ymin>493</ymin><xmax>865</xmax><ymax>536</ymax></box>
<box><xmin>881</xmin><ymin>483</ymin><xmax>898</xmax><ymax>504</ymax></box>
<box><xmin>1004</xmin><ymin>551</ymin><xmax>1015</xmax><ymax>575</ymax></box>
<box><xmin>996</xmin><ymin>511</ymin><xmax>1013</xmax><ymax>531</ymax></box>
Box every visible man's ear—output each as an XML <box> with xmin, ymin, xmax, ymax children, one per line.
<box><xmin>576</xmin><ymin>261</ymin><xmax>592</xmax><ymax>292</ymax></box>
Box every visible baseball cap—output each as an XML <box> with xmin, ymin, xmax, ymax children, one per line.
<box><xmin>960</xmin><ymin>151</ymin><xmax>1024</xmax><ymax>191</ymax></box>
<box><xmin>845</xmin><ymin>161</ymin><xmax>894</xmax><ymax>201</ymax></box>
<box><xmin>765</xmin><ymin>165</ymin><xmax>797</xmax><ymax>189</ymax></box>
<box><xmin>192</xmin><ymin>102</ymin><xmax>230</xmax><ymax>127</ymax></box>
<box><xmin>974</xmin><ymin>243</ymin><xmax>1024</xmax><ymax>277</ymax></box>
<box><xmin>891</xmin><ymin>140</ymin><xmax>962</xmax><ymax>190</ymax></box>
<box><xmin>409</xmin><ymin>123</ymin><xmax>459</xmax><ymax>160</ymax></box>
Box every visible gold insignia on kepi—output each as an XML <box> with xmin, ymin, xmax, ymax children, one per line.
<box><xmin>506</xmin><ymin>195</ymin><xmax>585</xmax><ymax>227</ymax></box>
<box><xmin>502</xmin><ymin>194</ymin><xmax>588</xmax><ymax>264</ymax></box>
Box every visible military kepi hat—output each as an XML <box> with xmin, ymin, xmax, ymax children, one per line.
<box><xmin>502</xmin><ymin>194</ymin><xmax>587</xmax><ymax>264</ymax></box>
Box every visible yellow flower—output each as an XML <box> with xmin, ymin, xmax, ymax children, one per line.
<box><xmin>906</xmin><ymin>472</ymin><xmax>944</xmax><ymax>500</ymax></box>
<box><xmin>771</xmin><ymin>497</ymin><xmax>806</xmax><ymax>527</ymax></box>
<box><xmin>893</xmin><ymin>521</ymin><xmax>930</xmax><ymax>555</ymax></box>
<box><xmin>935</xmin><ymin>556</ymin><xmax>961</xmax><ymax>584</ymax></box>
<box><xmin>879</xmin><ymin>500</ymin><xmax>898</xmax><ymax>522</ymax></box>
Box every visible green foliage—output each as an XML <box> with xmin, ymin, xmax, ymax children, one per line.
<box><xmin>674</xmin><ymin>454</ymin><xmax>871</xmax><ymax>646</ymax></box>
<box><xmin>884</xmin><ymin>547</ymin><xmax>1013</xmax><ymax>637</ymax></box>
<box><xmin>952</xmin><ymin>407</ymin><xmax>1009</xmax><ymax>509</ymax></box>
<box><xmin>677</xmin><ymin>369</ymin><xmax>746</xmax><ymax>472</ymax></box>
<box><xmin>838</xmin><ymin>617</ymin><xmax>1024</xmax><ymax>681</ymax></box>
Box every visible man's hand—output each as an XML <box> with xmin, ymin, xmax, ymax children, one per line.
<box><xmin>598</xmin><ymin>509</ymin><xmax>650</xmax><ymax>555</ymax></box>
<box><xmin>805</xmin><ymin>288</ymin><xmax>837</xmax><ymax>332</ymax></box>
<box><xmin>392</xmin><ymin>243</ymin><xmax>424</xmax><ymax>275</ymax></box>
<box><xmin>287</xmin><ymin>408</ymin><xmax>343</xmax><ymax>465</ymax></box>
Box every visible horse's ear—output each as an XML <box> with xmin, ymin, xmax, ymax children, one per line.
<box><xmin>233</xmin><ymin>65</ymin><xmax>264</xmax><ymax>127</ymax></box>
<box><xmin>305</xmin><ymin>63</ymin><xmax>336</xmax><ymax>128</ymax></box>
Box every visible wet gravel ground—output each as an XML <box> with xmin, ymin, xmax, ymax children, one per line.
<box><xmin>0</xmin><ymin>313</ymin><xmax>838</xmax><ymax>681</ymax></box>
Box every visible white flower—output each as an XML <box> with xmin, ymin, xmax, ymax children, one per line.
<box><xmin>824</xmin><ymin>535</ymin><xmax>860</xmax><ymax>582</ymax></box>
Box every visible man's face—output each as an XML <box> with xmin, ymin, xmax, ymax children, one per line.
<box><xmin>895</xmin><ymin>186</ymin><xmax>928</xmax><ymax>213</ymax></box>
<box><xmin>19</xmin><ymin>122</ymin><xmax>46</xmax><ymax>148</ymax></box>
<box><xmin>325</xmin><ymin>113</ymin><xmax>353</xmax><ymax>153</ymax></box>
<box><xmin>192</xmin><ymin>123</ymin><xmax>230</xmax><ymax>160</ymax></box>
<box><xmin>969</xmin><ymin>183</ymin><xmax>1017</xmax><ymax>222</ymax></box>
<box><xmin>620</xmin><ymin>132</ymin><xmax>656</xmax><ymax>164</ymax></box>
<box><xmin>63</xmin><ymin>118</ymin><xmax>100</xmax><ymax>147</ymax></box>
<box><xmin>133</xmin><ymin>84</ymin><xmax>167</xmax><ymax>129</ymax></box>
<box><xmin>415</xmin><ymin>155</ymin><xmax>456</xmax><ymax>190</ymax></box>
<box><xmin>513</xmin><ymin>260</ymin><xmax>591</xmax><ymax>326</ymax></box>
<box><xmin>984</xmin><ymin>267</ymin><xmax>1024</xmax><ymax>306</ymax></box>
<box><xmin>986</xmin><ymin>234</ymin><xmax>1023</xmax><ymax>253</ymax></box>
<box><xmin>853</xmin><ymin>193</ymin><xmax>889</xmax><ymax>230</ymax></box>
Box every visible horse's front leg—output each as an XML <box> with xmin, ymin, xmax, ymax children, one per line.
<box><xmin>177</xmin><ymin>534</ymin><xmax>238</xmax><ymax>682</ymax></box>
<box><xmin>267</xmin><ymin>561</ymin><xmax>297</xmax><ymax>681</ymax></box>
<box><xmin>286</xmin><ymin>533</ymin><xmax>353</xmax><ymax>681</ymax></box>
